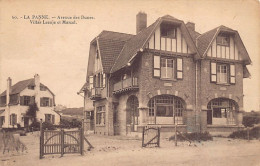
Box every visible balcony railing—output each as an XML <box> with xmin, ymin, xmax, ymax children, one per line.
<box><xmin>90</xmin><ymin>87</ymin><xmax>101</xmax><ymax>100</ymax></box>
<box><xmin>113</xmin><ymin>77</ymin><xmax>139</xmax><ymax>94</ymax></box>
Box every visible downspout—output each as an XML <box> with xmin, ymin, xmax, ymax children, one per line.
<box><xmin>195</xmin><ymin>61</ymin><xmax>198</xmax><ymax>127</ymax></box>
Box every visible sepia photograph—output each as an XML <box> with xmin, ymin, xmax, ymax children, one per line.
<box><xmin>0</xmin><ymin>0</ymin><xmax>260</xmax><ymax>165</ymax></box>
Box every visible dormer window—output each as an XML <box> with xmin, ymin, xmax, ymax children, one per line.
<box><xmin>216</xmin><ymin>35</ymin><xmax>230</xmax><ymax>46</ymax></box>
<box><xmin>161</xmin><ymin>24</ymin><xmax>176</xmax><ymax>39</ymax></box>
<box><xmin>28</xmin><ymin>85</ymin><xmax>34</xmax><ymax>90</ymax></box>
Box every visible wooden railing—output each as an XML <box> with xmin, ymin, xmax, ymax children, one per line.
<box><xmin>113</xmin><ymin>77</ymin><xmax>138</xmax><ymax>92</ymax></box>
<box><xmin>90</xmin><ymin>88</ymin><xmax>101</xmax><ymax>98</ymax></box>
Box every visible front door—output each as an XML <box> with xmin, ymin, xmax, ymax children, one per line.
<box><xmin>207</xmin><ymin>109</ymin><xmax>212</xmax><ymax>124</ymax></box>
<box><xmin>126</xmin><ymin>96</ymin><xmax>139</xmax><ymax>132</ymax></box>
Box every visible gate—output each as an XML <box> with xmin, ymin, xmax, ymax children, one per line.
<box><xmin>142</xmin><ymin>126</ymin><xmax>160</xmax><ymax>147</ymax></box>
<box><xmin>39</xmin><ymin>119</ymin><xmax>88</xmax><ymax>159</ymax></box>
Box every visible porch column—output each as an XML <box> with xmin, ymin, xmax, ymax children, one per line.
<box><xmin>138</xmin><ymin>107</ymin><xmax>148</xmax><ymax>125</ymax></box>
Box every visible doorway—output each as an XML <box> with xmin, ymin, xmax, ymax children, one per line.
<box><xmin>126</xmin><ymin>95</ymin><xmax>139</xmax><ymax>132</ymax></box>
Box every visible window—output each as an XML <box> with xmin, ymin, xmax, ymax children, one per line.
<box><xmin>161</xmin><ymin>58</ymin><xmax>174</xmax><ymax>79</ymax></box>
<box><xmin>217</xmin><ymin>64</ymin><xmax>227</xmax><ymax>83</ymax></box>
<box><xmin>211</xmin><ymin>62</ymin><xmax>235</xmax><ymax>84</ymax></box>
<box><xmin>24</xmin><ymin>96</ymin><xmax>30</xmax><ymax>106</ymax></box>
<box><xmin>45</xmin><ymin>114</ymin><xmax>55</xmax><ymax>124</ymax></box>
<box><xmin>40</xmin><ymin>97</ymin><xmax>52</xmax><ymax>107</ymax></box>
<box><xmin>153</xmin><ymin>55</ymin><xmax>183</xmax><ymax>80</ymax></box>
<box><xmin>216</xmin><ymin>35</ymin><xmax>230</xmax><ymax>46</ymax></box>
<box><xmin>10</xmin><ymin>94</ymin><xmax>18</xmax><ymax>104</ymax></box>
<box><xmin>28</xmin><ymin>86</ymin><xmax>34</xmax><ymax>90</ymax></box>
<box><xmin>10</xmin><ymin>114</ymin><xmax>17</xmax><ymax>126</ymax></box>
<box><xmin>157</xmin><ymin>106</ymin><xmax>173</xmax><ymax>117</ymax></box>
<box><xmin>148</xmin><ymin>95</ymin><xmax>185</xmax><ymax>124</ymax></box>
<box><xmin>161</xmin><ymin>24</ymin><xmax>176</xmax><ymax>39</ymax></box>
<box><xmin>96</xmin><ymin>106</ymin><xmax>105</xmax><ymax>125</ymax></box>
<box><xmin>40</xmin><ymin>86</ymin><xmax>47</xmax><ymax>91</ymax></box>
<box><xmin>207</xmin><ymin>98</ymin><xmax>237</xmax><ymax>124</ymax></box>
<box><xmin>20</xmin><ymin>96</ymin><xmax>35</xmax><ymax>106</ymax></box>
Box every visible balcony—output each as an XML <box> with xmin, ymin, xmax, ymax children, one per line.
<box><xmin>90</xmin><ymin>88</ymin><xmax>102</xmax><ymax>100</ymax></box>
<box><xmin>113</xmin><ymin>77</ymin><xmax>139</xmax><ymax>95</ymax></box>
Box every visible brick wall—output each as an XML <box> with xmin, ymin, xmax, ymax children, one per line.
<box><xmin>138</xmin><ymin>51</ymin><xmax>196</xmax><ymax>109</ymax></box>
<box><xmin>200</xmin><ymin>60</ymin><xmax>244</xmax><ymax>110</ymax></box>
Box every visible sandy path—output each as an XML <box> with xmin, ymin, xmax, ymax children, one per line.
<box><xmin>1</xmin><ymin>132</ymin><xmax>260</xmax><ymax>166</ymax></box>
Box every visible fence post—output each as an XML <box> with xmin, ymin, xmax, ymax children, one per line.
<box><xmin>175</xmin><ymin>122</ymin><xmax>177</xmax><ymax>146</ymax></box>
<box><xmin>142</xmin><ymin>126</ymin><xmax>145</xmax><ymax>147</ymax></box>
<box><xmin>80</xmin><ymin>119</ymin><xmax>84</xmax><ymax>155</ymax></box>
<box><xmin>61</xmin><ymin>129</ymin><xmax>64</xmax><ymax>157</ymax></box>
<box><xmin>247</xmin><ymin>127</ymin><xmax>250</xmax><ymax>142</ymax></box>
<box><xmin>39</xmin><ymin>119</ymin><xmax>43</xmax><ymax>159</ymax></box>
<box><xmin>157</xmin><ymin>127</ymin><xmax>160</xmax><ymax>147</ymax></box>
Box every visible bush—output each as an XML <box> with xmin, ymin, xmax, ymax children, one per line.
<box><xmin>242</xmin><ymin>111</ymin><xmax>260</xmax><ymax>127</ymax></box>
<box><xmin>169</xmin><ymin>132</ymin><xmax>213</xmax><ymax>142</ymax></box>
<box><xmin>59</xmin><ymin>118</ymin><xmax>82</xmax><ymax>129</ymax></box>
<box><xmin>229</xmin><ymin>126</ymin><xmax>260</xmax><ymax>140</ymax></box>
<box><xmin>29</xmin><ymin>121</ymin><xmax>56</xmax><ymax>131</ymax></box>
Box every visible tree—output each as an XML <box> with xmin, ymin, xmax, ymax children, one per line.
<box><xmin>26</xmin><ymin>103</ymin><xmax>39</xmax><ymax>123</ymax></box>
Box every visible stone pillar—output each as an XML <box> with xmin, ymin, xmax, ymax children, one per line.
<box><xmin>138</xmin><ymin>107</ymin><xmax>148</xmax><ymax>125</ymax></box>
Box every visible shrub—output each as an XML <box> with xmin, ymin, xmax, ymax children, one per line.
<box><xmin>59</xmin><ymin>118</ymin><xmax>82</xmax><ymax>129</ymax></box>
<box><xmin>29</xmin><ymin>121</ymin><xmax>56</xmax><ymax>131</ymax></box>
<box><xmin>242</xmin><ymin>111</ymin><xmax>260</xmax><ymax>127</ymax></box>
<box><xmin>229</xmin><ymin>126</ymin><xmax>260</xmax><ymax>140</ymax></box>
<box><xmin>169</xmin><ymin>132</ymin><xmax>213</xmax><ymax>142</ymax></box>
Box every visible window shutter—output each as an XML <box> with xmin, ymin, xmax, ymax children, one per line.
<box><xmin>14</xmin><ymin>114</ymin><xmax>17</xmax><ymax>124</ymax></box>
<box><xmin>20</xmin><ymin>96</ymin><xmax>24</xmax><ymax>105</ymax></box>
<box><xmin>210</xmin><ymin>62</ymin><xmax>217</xmax><ymax>82</ymax></box>
<box><xmin>10</xmin><ymin>115</ymin><xmax>12</xmax><ymax>125</ymax></box>
<box><xmin>103</xmin><ymin>73</ymin><xmax>106</xmax><ymax>88</ymax></box>
<box><xmin>230</xmin><ymin>64</ymin><xmax>236</xmax><ymax>84</ymax></box>
<box><xmin>50</xmin><ymin>98</ymin><xmax>53</xmax><ymax>107</ymax></box>
<box><xmin>40</xmin><ymin>98</ymin><xmax>43</xmax><ymax>107</ymax></box>
<box><xmin>89</xmin><ymin>76</ymin><xmax>93</xmax><ymax>89</ymax></box>
<box><xmin>176</xmin><ymin>58</ymin><xmax>183</xmax><ymax>79</ymax></box>
<box><xmin>153</xmin><ymin>55</ymin><xmax>160</xmax><ymax>77</ymax></box>
<box><xmin>45</xmin><ymin>114</ymin><xmax>48</xmax><ymax>122</ymax></box>
<box><xmin>52</xmin><ymin>115</ymin><xmax>55</xmax><ymax>124</ymax></box>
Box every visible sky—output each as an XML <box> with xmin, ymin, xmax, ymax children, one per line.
<box><xmin>0</xmin><ymin>0</ymin><xmax>259</xmax><ymax>110</ymax></box>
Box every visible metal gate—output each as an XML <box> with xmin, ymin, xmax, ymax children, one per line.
<box><xmin>142</xmin><ymin>126</ymin><xmax>160</xmax><ymax>147</ymax></box>
<box><xmin>40</xmin><ymin>126</ymin><xmax>84</xmax><ymax>159</ymax></box>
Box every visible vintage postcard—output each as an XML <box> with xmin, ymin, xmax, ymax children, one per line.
<box><xmin>0</xmin><ymin>0</ymin><xmax>260</xmax><ymax>165</ymax></box>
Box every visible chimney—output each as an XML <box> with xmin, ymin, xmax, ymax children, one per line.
<box><xmin>6</xmin><ymin>77</ymin><xmax>12</xmax><ymax>105</ymax></box>
<box><xmin>186</xmin><ymin>22</ymin><xmax>195</xmax><ymax>31</ymax></box>
<box><xmin>34</xmin><ymin>74</ymin><xmax>40</xmax><ymax>106</ymax></box>
<box><xmin>136</xmin><ymin>12</ymin><xmax>147</xmax><ymax>34</ymax></box>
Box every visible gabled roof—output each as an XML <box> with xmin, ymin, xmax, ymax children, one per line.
<box><xmin>111</xmin><ymin>19</ymin><xmax>160</xmax><ymax>73</ymax></box>
<box><xmin>111</xmin><ymin>15</ymin><xmax>200</xmax><ymax>73</ymax></box>
<box><xmin>0</xmin><ymin>78</ymin><xmax>54</xmax><ymax>96</ymax></box>
<box><xmin>197</xmin><ymin>27</ymin><xmax>219</xmax><ymax>56</ymax></box>
<box><xmin>95</xmin><ymin>31</ymin><xmax>134</xmax><ymax>73</ymax></box>
<box><xmin>197</xmin><ymin>25</ymin><xmax>251</xmax><ymax>64</ymax></box>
